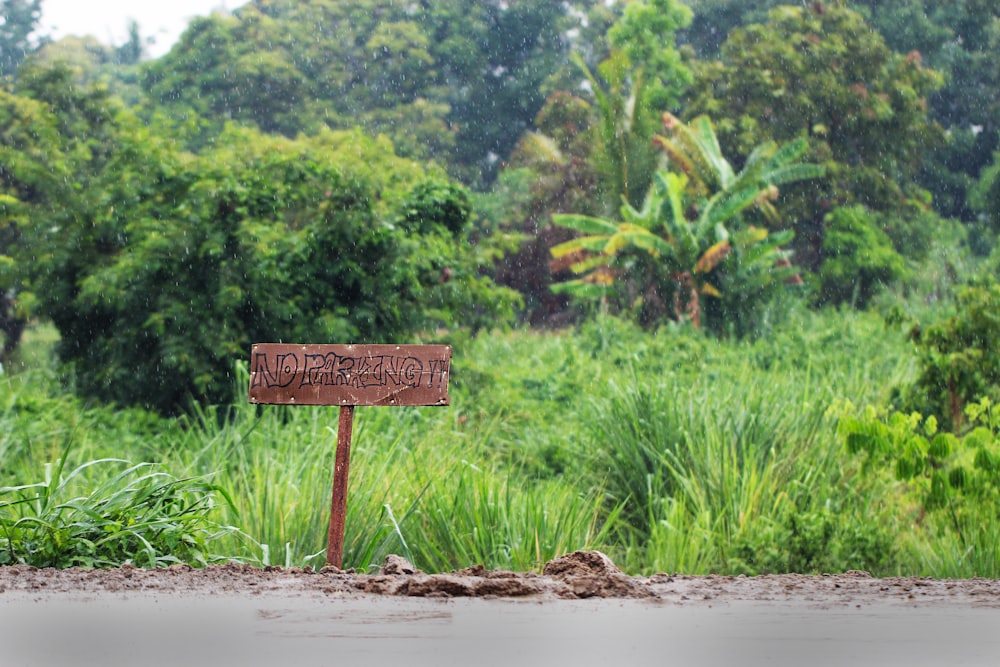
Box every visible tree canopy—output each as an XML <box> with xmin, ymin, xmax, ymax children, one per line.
<box><xmin>1</xmin><ymin>0</ymin><xmax>998</xmax><ymax>408</ymax></box>
<box><xmin>0</xmin><ymin>0</ymin><xmax>43</xmax><ymax>77</ymax></box>
<box><xmin>2</xmin><ymin>65</ymin><xmax>517</xmax><ymax>412</ymax></box>
<box><xmin>684</xmin><ymin>2</ymin><xmax>945</xmax><ymax>270</ymax></box>
<box><xmin>141</xmin><ymin>0</ymin><xmax>598</xmax><ymax>186</ymax></box>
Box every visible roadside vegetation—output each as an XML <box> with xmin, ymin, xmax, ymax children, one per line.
<box><xmin>2</xmin><ymin>0</ymin><xmax>1000</xmax><ymax>576</ymax></box>
<box><xmin>4</xmin><ymin>289</ymin><xmax>1000</xmax><ymax>577</ymax></box>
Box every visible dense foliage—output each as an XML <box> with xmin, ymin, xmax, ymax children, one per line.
<box><xmin>141</xmin><ymin>0</ymin><xmax>597</xmax><ymax>186</ymax></box>
<box><xmin>2</xmin><ymin>0</ymin><xmax>1000</xmax><ymax>573</ymax></box>
<box><xmin>1</xmin><ymin>66</ymin><xmax>517</xmax><ymax>412</ymax></box>
<box><xmin>684</xmin><ymin>3</ymin><xmax>945</xmax><ymax>274</ymax></box>
<box><xmin>550</xmin><ymin>114</ymin><xmax>822</xmax><ymax>334</ymax></box>
<box><xmin>898</xmin><ymin>279</ymin><xmax>1000</xmax><ymax>432</ymax></box>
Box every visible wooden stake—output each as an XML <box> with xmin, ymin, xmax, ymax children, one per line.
<box><xmin>248</xmin><ymin>343</ymin><xmax>452</xmax><ymax>569</ymax></box>
<box><xmin>326</xmin><ymin>405</ymin><xmax>355</xmax><ymax>568</ymax></box>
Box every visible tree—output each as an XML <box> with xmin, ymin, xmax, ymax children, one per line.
<box><xmin>0</xmin><ymin>0</ymin><xmax>43</xmax><ymax>77</ymax></box>
<box><xmin>143</xmin><ymin>0</ymin><xmax>600</xmax><ymax>186</ymax></box>
<box><xmin>142</xmin><ymin>8</ymin><xmax>308</xmax><ymax>138</ymax></box>
<box><xmin>898</xmin><ymin>278</ymin><xmax>1000</xmax><ymax>432</ymax></box>
<box><xmin>5</xmin><ymin>64</ymin><xmax>518</xmax><ymax>412</ymax></box>
<box><xmin>115</xmin><ymin>20</ymin><xmax>144</xmax><ymax>66</ymax></box>
<box><xmin>564</xmin><ymin>0</ymin><xmax>1000</xmax><ymax>227</ymax></box>
<box><xmin>678</xmin><ymin>0</ymin><xmax>781</xmax><ymax>56</ymax></box>
<box><xmin>483</xmin><ymin>0</ymin><xmax>693</xmax><ymax>325</ymax></box>
<box><xmin>684</xmin><ymin>2</ymin><xmax>945</xmax><ymax>273</ymax></box>
<box><xmin>0</xmin><ymin>217</ymin><xmax>23</xmax><ymax>361</ymax></box>
<box><xmin>814</xmin><ymin>205</ymin><xmax>907</xmax><ymax>308</ymax></box>
<box><xmin>851</xmin><ymin>1</ymin><xmax>1000</xmax><ymax>224</ymax></box>
<box><xmin>483</xmin><ymin>91</ymin><xmax>607</xmax><ymax>325</ymax></box>
<box><xmin>20</xmin><ymin>35</ymin><xmax>146</xmax><ymax>107</ymax></box>
<box><xmin>550</xmin><ymin>115</ymin><xmax>822</xmax><ymax>334</ymax></box>
<box><xmin>970</xmin><ymin>145</ymin><xmax>1000</xmax><ymax>241</ymax></box>
<box><xmin>436</xmin><ymin>0</ymin><xmax>572</xmax><ymax>185</ymax></box>
<box><xmin>0</xmin><ymin>64</ymin><xmax>85</xmax><ymax>361</ymax></box>
<box><xmin>607</xmin><ymin>0</ymin><xmax>693</xmax><ymax>113</ymax></box>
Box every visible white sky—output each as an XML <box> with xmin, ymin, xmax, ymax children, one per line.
<box><xmin>37</xmin><ymin>0</ymin><xmax>241</xmax><ymax>59</ymax></box>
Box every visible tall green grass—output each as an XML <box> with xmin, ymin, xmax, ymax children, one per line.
<box><xmin>0</xmin><ymin>395</ymin><xmax>242</xmax><ymax>567</ymax></box>
<box><xmin>169</xmin><ymin>363</ymin><xmax>615</xmax><ymax>571</ymax></box>
<box><xmin>575</xmin><ymin>307</ymin><xmax>912</xmax><ymax>574</ymax></box>
<box><xmin>12</xmin><ymin>306</ymin><xmax>997</xmax><ymax>576</ymax></box>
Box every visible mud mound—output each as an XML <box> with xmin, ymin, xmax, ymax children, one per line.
<box><xmin>380</xmin><ymin>554</ymin><xmax>421</xmax><ymax>576</ymax></box>
<box><xmin>362</xmin><ymin>556</ymin><xmax>547</xmax><ymax>598</ymax></box>
<box><xmin>357</xmin><ymin>551</ymin><xmax>650</xmax><ymax>599</ymax></box>
<box><xmin>543</xmin><ymin>550</ymin><xmax>621</xmax><ymax>578</ymax></box>
<box><xmin>543</xmin><ymin>550</ymin><xmax>653</xmax><ymax>599</ymax></box>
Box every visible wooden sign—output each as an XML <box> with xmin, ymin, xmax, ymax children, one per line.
<box><xmin>248</xmin><ymin>343</ymin><xmax>451</xmax><ymax>569</ymax></box>
<box><xmin>249</xmin><ymin>343</ymin><xmax>451</xmax><ymax>406</ymax></box>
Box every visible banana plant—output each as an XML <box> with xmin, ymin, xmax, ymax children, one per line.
<box><xmin>550</xmin><ymin>115</ymin><xmax>823</xmax><ymax>329</ymax></box>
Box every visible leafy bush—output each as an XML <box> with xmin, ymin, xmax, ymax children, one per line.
<box><xmin>837</xmin><ymin>399</ymin><xmax>1000</xmax><ymax>576</ymax></box>
<box><xmin>898</xmin><ymin>278</ymin><xmax>1000</xmax><ymax>431</ymax></box>
<box><xmin>726</xmin><ymin>500</ymin><xmax>897</xmax><ymax>575</ymax></box>
<box><xmin>814</xmin><ymin>205</ymin><xmax>907</xmax><ymax>308</ymax></box>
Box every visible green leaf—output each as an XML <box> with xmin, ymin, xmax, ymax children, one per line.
<box><xmin>551</xmin><ymin>236</ymin><xmax>610</xmax><ymax>258</ymax></box>
<box><xmin>602</xmin><ymin>224</ymin><xmax>672</xmax><ymax>258</ymax></box>
<box><xmin>766</xmin><ymin>163</ymin><xmax>826</xmax><ymax>186</ymax></box>
<box><xmin>690</xmin><ymin>115</ymin><xmax>735</xmax><ymax>189</ymax></box>
<box><xmin>568</xmin><ymin>254</ymin><xmax>612</xmax><ymax>275</ymax></box>
<box><xmin>551</xmin><ymin>214</ymin><xmax>620</xmax><ymax>236</ymax></box>
<box><xmin>550</xmin><ymin>279</ymin><xmax>610</xmax><ymax>299</ymax></box>
<box><xmin>700</xmin><ymin>186</ymin><xmax>759</xmax><ymax>228</ymax></box>
<box><xmin>763</xmin><ymin>137</ymin><xmax>810</xmax><ymax>171</ymax></box>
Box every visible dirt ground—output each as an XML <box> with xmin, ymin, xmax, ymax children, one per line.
<box><xmin>4</xmin><ymin>551</ymin><xmax>1000</xmax><ymax>666</ymax></box>
<box><xmin>4</xmin><ymin>550</ymin><xmax>1000</xmax><ymax>604</ymax></box>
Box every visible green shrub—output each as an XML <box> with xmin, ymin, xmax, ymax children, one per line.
<box><xmin>814</xmin><ymin>205</ymin><xmax>907</xmax><ymax>308</ymax></box>
<box><xmin>726</xmin><ymin>500</ymin><xmax>897</xmax><ymax>575</ymax></box>
<box><xmin>836</xmin><ymin>398</ymin><xmax>1000</xmax><ymax>576</ymax></box>
<box><xmin>899</xmin><ymin>278</ymin><xmax>1000</xmax><ymax>431</ymax></box>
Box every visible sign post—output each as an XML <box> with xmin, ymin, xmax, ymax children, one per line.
<box><xmin>248</xmin><ymin>343</ymin><xmax>452</xmax><ymax>568</ymax></box>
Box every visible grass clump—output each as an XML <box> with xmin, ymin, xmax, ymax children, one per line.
<box><xmin>837</xmin><ymin>398</ymin><xmax>1000</xmax><ymax>577</ymax></box>
<box><xmin>577</xmin><ymin>307</ymin><xmax>911</xmax><ymax>575</ymax></box>
<box><xmin>0</xmin><ymin>439</ymin><xmax>242</xmax><ymax>568</ymax></box>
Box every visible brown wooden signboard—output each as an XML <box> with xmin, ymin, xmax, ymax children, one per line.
<box><xmin>248</xmin><ymin>343</ymin><xmax>451</xmax><ymax>569</ymax></box>
<box><xmin>249</xmin><ymin>343</ymin><xmax>451</xmax><ymax>406</ymax></box>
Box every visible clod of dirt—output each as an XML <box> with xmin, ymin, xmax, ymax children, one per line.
<box><xmin>543</xmin><ymin>550</ymin><xmax>621</xmax><ymax>578</ymax></box>
<box><xmin>380</xmin><ymin>555</ymin><xmax>422</xmax><ymax>576</ymax></box>
<box><xmin>543</xmin><ymin>551</ymin><xmax>654</xmax><ymax>599</ymax></box>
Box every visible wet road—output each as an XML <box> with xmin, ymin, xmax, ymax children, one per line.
<box><xmin>3</xmin><ymin>593</ymin><xmax>999</xmax><ymax>667</ymax></box>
